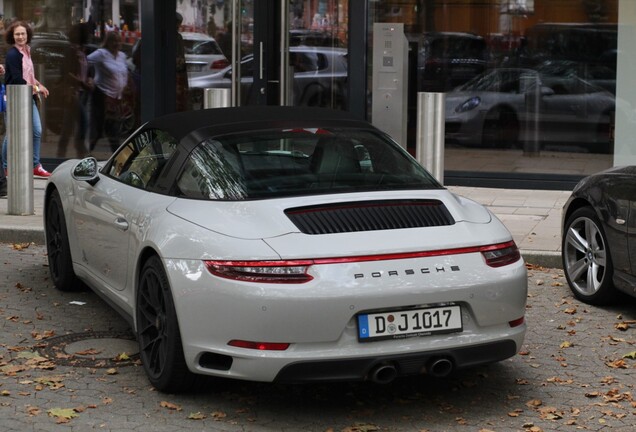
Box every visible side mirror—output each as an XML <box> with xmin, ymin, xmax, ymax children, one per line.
<box><xmin>72</xmin><ymin>157</ymin><xmax>100</xmax><ymax>186</ymax></box>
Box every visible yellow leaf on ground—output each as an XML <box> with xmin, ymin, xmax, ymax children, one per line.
<box><xmin>47</xmin><ymin>407</ymin><xmax>79</xmax><ymax>421</ymax></box>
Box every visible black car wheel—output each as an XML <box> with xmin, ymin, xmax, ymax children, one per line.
<box><xmin>562</xmin><ymin>206</ymin><xmax>616</xmax><ymax>305</ymax></box>
<box><xmin>481</xmin><ymin>108</ymin><xmax>519</xmax><ymax>148</ymax></box>
<box><xmin>45</xmin><ymin>189</ymin><xmax>84</xmax><ymax>291</ymax></box>
<box><xmin>136</xmin><ymin>255</ymin><xmax>195</xmax><ymax>393</ymax></box>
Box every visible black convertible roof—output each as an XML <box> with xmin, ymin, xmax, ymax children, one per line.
<box><xmin>142</xmin><ymin>106</ymin><xmax>374</xmax><ymax>141</ymax></box>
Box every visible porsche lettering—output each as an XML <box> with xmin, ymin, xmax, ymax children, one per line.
<box><xmin>354</xmin><ymin>266</ymin><xmax>461</xmax><ymax>279</ymax></box>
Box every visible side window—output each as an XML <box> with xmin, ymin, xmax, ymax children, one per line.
<box><xmin>107</xmin><ymin>129</ymin><xmax>177</xmax><ymax>190</ymax></box>
<box><xmin>177</xmin><ymin>139</ymin><xmax>247</xmax><ymax>200</ymax></box>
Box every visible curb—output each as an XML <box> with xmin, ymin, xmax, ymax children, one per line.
<box><xmin>521</xmin><ymin>250</ymin><xmax>562</xmax><ymax>270</ymax></box>
<box><xmin>0</xmin><ymin>227</ymin><xmax>45</xmax><ymax>245</ymax></box>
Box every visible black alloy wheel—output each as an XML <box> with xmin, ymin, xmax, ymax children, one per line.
<box><xmin>562</xmin><ymin>206</ymin><xmax>616</xmax><ymax>305</ymax></box>
<box><xmin>136</xmin><ymin>255</ymin><xmax>195</xmax><ymax>393</ymax></box>
<box><xmin>45</xmin><ymin>189</ymin><xmax>83</xmax><ymax>291</ymax></box>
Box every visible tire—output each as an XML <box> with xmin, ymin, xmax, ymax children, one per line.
<box><xmin>481</xmin><ymin>108</ymin><xmax>519</xmax><ymax>148</ymax></box>
<box><xmin>136</xmin><ymin>255</ymin><xmax>196</xmax><ymax>393</ymax></box>
<box><xmin>562</xmin><ymin>206</ymin><xmax>617</xmax><ymax>305</ymax></box>
<box><xmin>45</xmin><ymin>189</ymin><xmax>84</xmax><ymax>291</ymax></box>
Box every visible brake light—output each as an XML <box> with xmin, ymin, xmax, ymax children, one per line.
<box><xmin>508</xmin><ymin>316</ymin><xmax>525</xmax><ymax>328</ymax></box>
<box><xmin>204</xmin><ymin>241</ymin><xmax>521</xmax><ymax>284</ymax></box>
<box><xmin>210</xmin><ymin>59</ymin><xmax>230</xmax><ymax>70</ymax></box>
<box><xmin>480</xmin><ymin>241</ymin><xmax>521</xmax><ymax>268</ymax></box>
<box><xmin>228</xmin><ymin>340</ymin><xmax>290</xmax><ymax>351</ymax></box>
<box><xmin>204</xmin><ymin>260</ymin><xmax>314</xmax><ymax>284</ymax></box>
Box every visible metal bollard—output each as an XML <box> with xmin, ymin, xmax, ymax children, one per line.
<box><xmin>203</xmin><ymin>88</ymin><xmax>231</xmax><ymax>109</ymax></box>
<box><xmin>415</xmin><ymin>92</ymin><xmax>445</xmax><ymax>184</ymax></box>
<box><xmin>7</xmin><ymin>85</ymin><xmax>34</xmax><ymax>216</ymax></box>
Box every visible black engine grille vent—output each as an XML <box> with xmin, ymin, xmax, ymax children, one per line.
<box><xmin>285</xmin><ymin>200</ymin><xmax>455</xmax><ymax>235</ymax></box>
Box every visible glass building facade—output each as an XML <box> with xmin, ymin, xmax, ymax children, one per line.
<box><xmin>1</xmin><ymin>0</ymin><xmax>633</xmax><ymax>189</ymax></box>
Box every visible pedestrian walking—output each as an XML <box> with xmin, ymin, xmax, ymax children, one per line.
<box><xmin>87</xmin><ymin>31</ymin><xmax>129</xmax><ymax>153</ymax></box>
<box><xmin>57</xmin><ymin>22</ymin><xmax>93</xmax><ymax>158</ymax></box>
<box><xmin>1</xmin><ymin>21</ymin><xmax>51</xmax><ymax>178</ymax></box>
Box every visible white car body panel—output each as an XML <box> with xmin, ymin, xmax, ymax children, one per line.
<box><xmin>43</xmin><ymin>107</ymin><xmax>527</xmax><ymax>387</ymax></box>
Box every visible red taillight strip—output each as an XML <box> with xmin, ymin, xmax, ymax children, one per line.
<box><xmin>205</xmin><ymin>241</ymin><xmax>520</xmax><ymax>268</ymax></box>
<box><xmin>312</xmin><ymin>241</ymin><xmax>520</xmax><ymax>265</ymax></box>
<box><xmin>228</xmin><ymin>340</ymin><xmax>290</xmax><ymax>351</ymax></box>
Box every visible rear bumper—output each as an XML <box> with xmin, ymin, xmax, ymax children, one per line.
<box><xmin>274</xmin><ymin>339</ymin><xmax>518</xmax><ymax>382</ymax></box>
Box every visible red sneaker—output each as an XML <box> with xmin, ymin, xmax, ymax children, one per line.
<box><xmin>33</xmin><ymin>165</ymin><xmax>51</xmax><ymax>178</ymax></box>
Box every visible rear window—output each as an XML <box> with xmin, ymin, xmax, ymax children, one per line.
<box><xmin>176</xmin><ymin>128</ymin><xmax>441</xmax><ymax>200</ymax></box>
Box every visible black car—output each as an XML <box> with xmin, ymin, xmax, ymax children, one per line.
<box><xmin>561</xmin><ymin>166</ymin><xmax>636</xmax><ymax>304</ymax></box>
<box><xmin>417</xmin><ymin>32</ymin><xmax>487</xmax><ymax>92</ymax></box>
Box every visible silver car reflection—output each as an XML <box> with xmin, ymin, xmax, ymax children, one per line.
<box><xmin>445</xmin><ymin>68</ymin><xmax>615</xmax><ymax>153</ymax></box>
<box><xmin>189</xmin><ymin>46</ymin><xmax>347</xmax><ymax>108</ymax></box>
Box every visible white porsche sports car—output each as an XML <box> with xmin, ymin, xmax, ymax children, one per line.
<box><xmin>44</xmin><ymin>106</ymin><xmax>527</xmax><ymax>393</ymax></box>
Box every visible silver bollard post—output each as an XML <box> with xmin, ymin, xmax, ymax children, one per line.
<box><xmin>203</xmin><ymin>88</ymin><xmax>231</xmax><ymax>109</ymax></box>
<box><xmin>7</xmin><ymin>85</ymin><xmax>34</xmax><ymax>216</ymax></box>
<box><xmin>416</xmin><ymin>92</ymin><xmax>445</xmax><ymax>184</ymax></box>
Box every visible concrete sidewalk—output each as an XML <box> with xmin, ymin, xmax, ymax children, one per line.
<box><xmin>0</xmin><ymin>179</ymin><xmax>567</xmax><ymax>269</ymax></box>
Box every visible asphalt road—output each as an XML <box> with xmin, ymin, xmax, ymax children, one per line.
<box><xmin>0</xmin><ymin>242</ymin><xmax>634</xmax><ymax>432</ymax></box>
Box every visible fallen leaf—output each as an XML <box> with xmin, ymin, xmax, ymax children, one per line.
<box><xmin>47</xmin><ymin>407</ymin><xmax>79</xmax><ymax>423</ymax></box>
<box><xmin>606</xmin><ymin>359</ymin><xmax>629</xmax><ymax>369</ymax></box>
<box><xmin>12</xmin><ymin>242</ymin><xmax>32</xmax><ymax>250</ymax></box>
<box><xmin>31</xmin><ymin>330</ymin><xmax>55</xmax><ymax>340</ymax></box>
<box><xmin>160</xmin><ymin>401</ymin><xmax>182</xmax><ymax>411</ymax></box>
<box><xmin>74</xmin><ymin>348</ymin><xmax>102</xmax><ymax>356</ymax></box>
<box><xmin>34</xmin><ymin>376</ymin><xmax>65</xmax><ymax>390</ymax></box>
<box><xmin>113</xmin><ymin>352</ymin><xmax>130</xmax><ymax>361</ymax></box>
<box><xmin>188</xmin><ymin>412</ymin><xmax>206</xmax><ymax>420</ymax></box>
<box><xmin>615</xmin><ymin>322</ymin><xmax>630</xmax><ymax>331</ymax></box>
<box><xmin>623</xmin><ymin>351</ymin><xmax>636</xmax><ymax>359</ymax></box>
<box><xmin>25</xmin><ymin>405</ymin><xmax>40</xmax><ymax>416</ymax></box>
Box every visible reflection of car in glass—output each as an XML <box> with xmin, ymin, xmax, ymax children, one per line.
<box><xmin>44</xmin><ymin>106</ymin><xmax>527</xmax><ymax>392</ymax></box>
<box><xmin>289</xmin><ymin>29</ymin><xmax>344</xmax><ymax>47</ymax></box>
<box><xmin>535</xmin><ymin>60</ymin><xmax>616</xmax><ymax>95</ymax></box>
<box><xmin>525</xmin><ymin>23</ymin><xmax>617</xmax><ymax>69</ymax></box>
<box><xmin>181</xmin><ymin>31</ymin><xmax>229</xmax><ymax>78</ymax></box>
<box><xmin>444</xmin><ymin>68</ymin><xmax>615</xmax><ymax>152</ymax></box>
<box><xmin>189</xmin><ymin>47</ymin><xmax>347</xmax><ymax>108</ymax></box>
<box><xmin>561</xmin><ymin>166</ymin><xmax>636</xmax><ymax>305</ymax></box>
<box><xmin>418</xmin><ymin>32</ymin><xmax>487</xmax><ymax>92</ymax></box>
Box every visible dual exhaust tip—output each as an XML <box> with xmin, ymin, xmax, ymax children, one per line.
<box><xmin>369</xmin><ymin>357</ymin><xmax>454</xmax><ymax>384</ymax></box>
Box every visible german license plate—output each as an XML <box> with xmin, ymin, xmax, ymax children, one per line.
<box><xmin>357</xmin><ymin>305</ymin><xmax>462</xmax><ymax>342</ymax></box>
<box><xmin>187</xmin><ymin>64</ymin><xmax>203</xmax><ymax>72</ymax></box>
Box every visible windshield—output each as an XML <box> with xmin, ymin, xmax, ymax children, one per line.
<box><xmin>176</xmin><ymin>128</ymin><xmax>441</xmax><ymax>200</ymax></box>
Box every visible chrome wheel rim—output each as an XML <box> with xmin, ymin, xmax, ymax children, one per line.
<box><xmin>563</xmin><ymin>216</ymin><xmax>607</xmax><ymax>296</ymax></box>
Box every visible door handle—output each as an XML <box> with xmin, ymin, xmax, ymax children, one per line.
<box><xmin>114</xmin><ymin>216</ymin><xmax>129</xmax><ymax>231</ymax></box>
